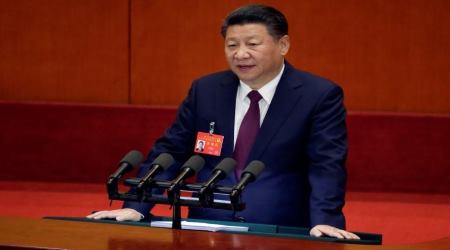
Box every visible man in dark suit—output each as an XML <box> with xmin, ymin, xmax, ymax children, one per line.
<box><xmin>89</xmin><ymin>4</ymin><xmax>359</xmax><ymax>240</ymax></box>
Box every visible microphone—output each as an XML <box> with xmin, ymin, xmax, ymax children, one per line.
<box><xmin>108</xmin><ymin>150</ymin><xmax>143</xmax><ymax>184</ymax></box>
<box><xmin>230</xmin><ymin>160</ymin><xmax>265</xmax><ymax>199</ymax></box>
<box><xmin>199</xmin><ymin>158</ymin><xmax>236</xmax><ymax>205</ymax></box>
<box><xmin>136</xmin><ymin>153</ymin><xmax>175</xmax><ymax>196</ymax></box>
<box><xmin>168</xmin><ymin>155</ymin><xmax>204</xmax><ymax>229</ymax></box>
<box><xmin>168</xmin><ymin>155</ymin><xmax>205</xmax><ymax>192</ymax></box>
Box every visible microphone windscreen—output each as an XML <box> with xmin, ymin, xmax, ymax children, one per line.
<box><xmin>120</xmin><ymin>150</ymin><xmax>143</xmax><ymax>167</ymax></box>
<box><xmin>215</xmin><ymin>158</ymin><xmax>236</xmax><ymax>175</ymax></box>
<box><xmin>152</xmin><ymin>153</ymin><xmax>175</xmax><ymax>170</ymax></box>
<box><xmin>182</xmin><ymin>155</ymin><xmax>205</xmax><ymax>173</ymax></box>
<box><xmin>242</xmin><ymin>160</ymin><xmax>265</xmax><ymax>178</ymax></box>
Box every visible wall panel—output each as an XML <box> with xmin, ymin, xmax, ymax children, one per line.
<box><xmin>0</xmin><ymin>0</ymin><xmax>449</xmax><ymax>113</ymax></box>
<box><xmin>285</xmin><ymin>0</ymin><xmax>450</xmax><ymax>113</ymax></box>
<box><xmin>0</xmin><ymin>0</ymin><xmax>129</xmax><ymax>103</ymax></box>
<box><xmin>131</xmin><ymin>0</ymin><xmax>450</xmax><ymax>113</ymax></box>
<box><xmin>130</xmin><ymin>0</ymin><xmax>232</xmax><ymax>106</ymax></box>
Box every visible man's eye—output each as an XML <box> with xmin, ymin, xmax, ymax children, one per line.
<box><xmin>248</xmin><ymin>43</ymin><xmax>259</xmax><ymax>47</ymax></box>
<box><xmin>227</xmin><ymin>44</ymin><xmax>237</xmax><ymax>48</ymax></box>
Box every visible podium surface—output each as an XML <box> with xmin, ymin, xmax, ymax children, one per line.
<box><xmin>0</xmin><ymin>216</ymin><xmax>448</xmax><ymax>250</ymax></box>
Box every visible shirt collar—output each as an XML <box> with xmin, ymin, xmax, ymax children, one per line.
<box><xmin>237</xmin><ymin>63</ymin><xmax>285</xmax><ymax>104</ymax></box>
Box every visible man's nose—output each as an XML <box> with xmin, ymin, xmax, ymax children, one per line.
<box><xmin>234</xmin><ymin>46</ymin><xmax>250</xmax><ymax>59</ymax></box>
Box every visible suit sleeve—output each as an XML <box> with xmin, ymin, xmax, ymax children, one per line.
<box><xmin>123</xmin><ymin>81</ymin><xmax>199</xmax><ymax>216</ymax></box>
<box><xmin>307</xmin><ymin>85</ymin><xmax>347</xmax><ymax>229</ymax></box>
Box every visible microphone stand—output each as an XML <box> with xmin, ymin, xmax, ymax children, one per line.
<box><xmin>167</xmin><ymin>184</ymin><xmax>182</xmax><ymax>229</ymax></box>
<box><xmin>107</xmin><ymin>177</ymin><xmax>247</xmax><ymax>229</ymax></box>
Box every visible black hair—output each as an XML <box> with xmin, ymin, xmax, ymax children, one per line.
<box><xmin>220</xmin><ymin>4</ymin><xmax>288</xmax><ymax>39</ymax></box>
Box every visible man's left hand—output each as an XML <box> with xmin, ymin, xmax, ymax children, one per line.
<box><xmin>310</xmin><ymin>225</ymin><xmax>360</xmax><ymax>240</ymax></box>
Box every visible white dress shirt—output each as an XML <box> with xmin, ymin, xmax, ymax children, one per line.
<box><xmin>233</xmin><ymin>64</ymin><xmax>285</xmax><ymax>148</ymax></box>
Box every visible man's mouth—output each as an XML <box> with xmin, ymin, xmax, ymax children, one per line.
<box><xmin>237</xmin><ymin>65</ymin><xmax>255</xmax><ymax>71</ymax></box>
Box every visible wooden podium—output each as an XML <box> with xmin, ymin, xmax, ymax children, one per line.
<box><xmin>0</xmin><ymin>216</ymin><xmax>448</xmax><ymax>249</ymax></box>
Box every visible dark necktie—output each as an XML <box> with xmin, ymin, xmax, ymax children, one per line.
<box><xmin>234</xmin><ymin>90</ymin><xmax>263</xmax><ymax>179</ymax></box>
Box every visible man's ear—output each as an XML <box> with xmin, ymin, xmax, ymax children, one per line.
<box><xmin>279</xmin><ymin>35</ymin><xmax>290</xmax><ymax>55</ymax></box>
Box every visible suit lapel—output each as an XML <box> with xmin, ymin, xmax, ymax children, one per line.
<box><xmin>215</xmin><ymin>74</ymin><xmax>239</xmax><ymax>158</ymax></box>
<box><xmin>248</xmin><ymin>64</ymin><xmax>304</xmax><ymax>162</ymax></box>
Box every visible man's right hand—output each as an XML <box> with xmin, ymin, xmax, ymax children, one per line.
<box><xmin>86</xmin><ymin>208</ymin><xmax>143</xmax><ymax>222</ymax></box>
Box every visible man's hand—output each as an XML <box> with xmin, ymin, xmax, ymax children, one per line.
<box><xmin>310</xmin><ymin>225</ymin><xmax>360</xmax><ymax>240</ymax></box>
<box><xmin>86</xmin><ymin>208</ymin><xmax>143</xmax><ymax>222</ymax></box>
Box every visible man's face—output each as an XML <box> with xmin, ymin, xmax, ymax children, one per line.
<box><xmin>224</xmin><ymin>23</ymin><xmax>289</xmax><ymax>89</ymax></box>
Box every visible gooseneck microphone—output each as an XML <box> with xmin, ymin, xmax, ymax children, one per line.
<box><xmin>108</xmin><ymin>150</ymin><xmax>143</xmax><ymax>184</ymax></box>
<box><xmin>136</xmin><ymin>153</ymin><xmax>175</xmax><ymax>190</ymax></box>
<box><xmin>230</xmin><ymin>160</ymin><xmax>265</xmax><ymax>199</ymax></box>
<box><xmin>199</xmin><ymin>158</ymin><xmax>236</xmax><ymax>205</ymax></box>
<box><xmin>168</xmin><ymin>155</ymin><xmax>205</xmax><ymax>192</ymax></box>
<box><xmin>168</xmin><ymin>155</ymin><xmax>205</xmax><ymax>229</ymax></box>
<box><xmin>202</xmin><ymin>158</ymin><xmax>236</xmax><ymax>189</ymax></box>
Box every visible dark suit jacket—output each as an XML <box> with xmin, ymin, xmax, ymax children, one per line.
<box><xmin>125</xmin><ymin>63</ymin><xmax>347</xmax><ymax>229</ymax></box>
